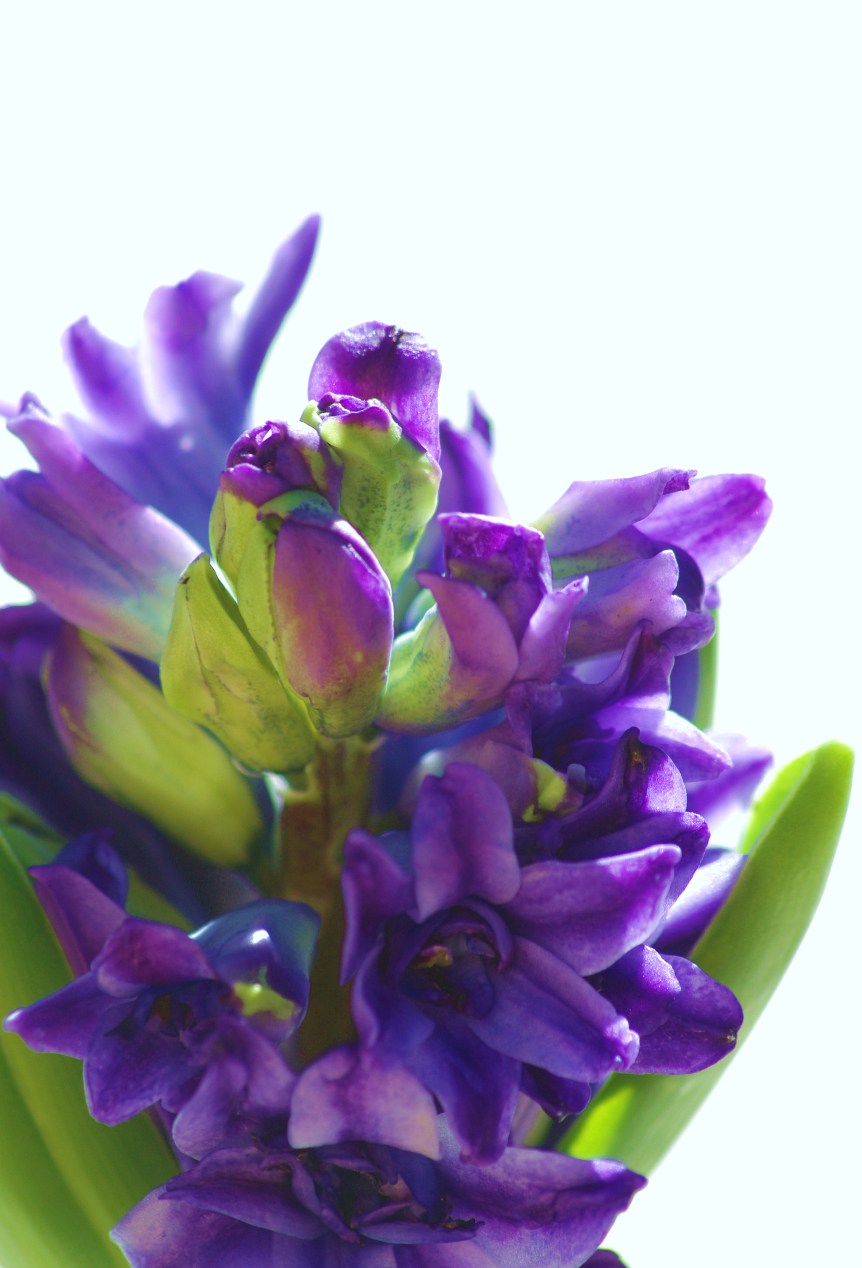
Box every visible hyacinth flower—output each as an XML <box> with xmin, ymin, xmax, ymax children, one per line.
<box><xmin>0</xmin><ymin>229</ymin><xmax>853</xmax><ymax>1268</ymax></box>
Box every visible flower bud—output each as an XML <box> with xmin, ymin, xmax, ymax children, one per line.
<box><xmin>310</xmin><ymin>393</ymin><xmax>441</xmax><ymax>586</ymax></box>
<box><xmin>160</xmin><ymin>553</ymin><xmax>316</xmax><ymax>772</ymax></box>
<box><xmin>236</xmin><ymin>492</ymin><xmax>394</xmax><ymax>739</ymax></box>
<box><xmin>45</xmin><ymin>626</ymin><xmax>264</xmax><ymax>865</ymax></box>
<box><xmin>209</xmin><ymin>419</ymin><xmax>341</xmax><ymax>587</ymax></box>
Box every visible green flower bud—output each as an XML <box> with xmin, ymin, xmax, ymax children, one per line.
<box><xmin>308</xmin><ymin>398</ymin><xmax>441</xmax><ymax>587</ymax></box>
<box><xmin>161</xmin><ymin>553</ymin><xmax>316</xmax><ymax>773</ymax></box>
<box><xmin>45</xmin><ymin>626</ymin><xmax>264</xmax><ymax>866</ymax></box>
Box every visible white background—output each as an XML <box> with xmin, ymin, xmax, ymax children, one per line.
<box><xmin>0</xmin><ymin>3</ymin><xmax>859</xmax><ymax>1264</ymax></box>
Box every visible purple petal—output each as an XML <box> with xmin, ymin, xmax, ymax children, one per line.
<box><xmin>93</xmin><ymin>919</ymin><xmax>216</xmax><ymax>994</ymax></box>
<box><xmin>378</xmin><ymin>573</ymin><xmax>519</xmax><ymax>734</ymax></box>
<box><xmin>29</xmin><ymin>863</ymin><xmax>126</xmax><ymax>975</ymax></box>
<box><xmin>171</xmin><ymin>1019</ymin><xmax>295</xmax><ymax>1159</ymax></box>
<box><xmin>63</xmin><ymin>318</ymin><xmax>153</xmax><ymax>436</ymax></box>
<box><xmin>593</xmin><ymin>944</ymin><xmax>680</xmax><ymax>1036</ymax></box>
<box><xmin>534</xmin><ymin>468</ymin><xmax>692</xmax><ymax>557</ymax></box>
<box><xmin>566</xmin><ymin>553</ymin><xmax>686</xmax><ymax>659</ymax></box>
<box><xmin>113</xmin><ymin>1188</ymin><xmax>287</xmax><ymax>1268</ymax></box>
<box><xmin>341</xmin><ymin>830</ymin><xmax>412</xmax><ymax>981</ymax></box>
<box><xmin>440</xmin><ymin>1141</ymin><xmax>646</xmax><ymax>1268</ymax></box>
<box><xmin>469</xmin><ymin>938</ymin><xmax>638</xmax><ymax>1083</ymax></box>
<box><xmin>656</xmin><ymin>848</ymin><xmax>747</xmax><ymax>955</ymax></box>
<box><xmin>288</xmin><ymin>1045</ymin><xmax>441</xmax><ymax>1159</ymax></box>
<box><xmin>440</xmin><ymin>515</ymin><xmax>551</xmax><ymax>641</ymax></box>
<box><xmin>516</xmin><ymin>581</ymin><xmax>586</xmax><ymax>682</ymax></box>
<box><xmin>4</xmin><ymin>974</ymin><xmax>115</xmax><ymax>1059</ymax></box>
<box><xmin>410</xmin><ymin>1020</ymin><xmax>520</xmax><ymax>1164</ymax></box>
<box><xmin>627</xmin><ymin>953</ymin><xmax>743</xmax><ymax>1074</ymax></box>
<box><xmin>192</xmin><ymin>899</ymin><xmax>319</xmax><ymax>1022</ymax></box>
<box><xmin>163</xmin><ymin>1148</ymin><xmax>322</xmax><ymax>1238</ymax></box>
<box><xmin>638</xmin><ymin>473</ymin><xmax>772</xmax><ymax>586</ymax></box>
<box><xmin>686</xmin><ymin>733</ymin><xmax>772</xmax><ymax>825</ymax></box>
<box><xmin>411</xmin><ymin>764</ymin><xmax>520</xmax><ymax>920</ymax></box>
<box><xmin>0</xmin><ymin>408</ymin><xmax>196</xmax><ymax>657</ymax></box>
<box><xmin>504</xmin><ymin>845</ymin><xmax>680</xmax><ymax>976</ymax></box>
<box><xmin>271</xmin><ymin>509</ymin><xmax>393</xmax><ymax>738</ymax></box>
<box><xmin>236</xmin><ymin>216</ymin><xmax>321</xmax><ymax>396</ymax></box>
<box><xmin>308</xmin><ymin>322</ymin><xmax>442</xmax><ymax>462</ymax></box>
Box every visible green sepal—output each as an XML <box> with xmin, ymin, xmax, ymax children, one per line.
<box><xmin>45</xmin><ymin>628</ymin><xmax>265</xmax><ymax>867</ymax></box>
<box><xmin>161</xmin><ymin>553</ymin><xmax>316</xmax><ymax>773</ymax></box>
<box><xmin>0</xmin><ymin>821</ymin><xmax>176</xmax><ymax>1265</ymax></box>
<box><xmin>209</xmin><ymin>483</ymin><xmax>263</xmax><ymax>589</ymax></box>
<box><xmin>559</xmin><ymin>740</ymin><xmax>853</xmax><ymax>1173</ymax></box>
<box><xmin>311</xmin><ymin>401</ymin><xmax>441</xmax><ymax>587</ymax></box>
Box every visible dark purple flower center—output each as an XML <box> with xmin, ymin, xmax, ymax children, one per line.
<box><xmin>396</xmin><ymin>903</ymin><xmax>513</xmax><ymax>1019</ymax></box>
<box><xmin>286</xmin><ymin>1145</ymin><xmax>477</xmax><ymax>1246</ymax></box>
<box><xmin>108</xmin><ymin>979</ymin><xmax>232</xmax><ymax>1043</ymax></box>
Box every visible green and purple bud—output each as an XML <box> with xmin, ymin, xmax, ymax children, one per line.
<box><xmin>160</xmin><ymin>553</ymin><xmax>316</xmax><ymax>773</ymax></box>
<box><xmin>309</xmin><ymin>392</ymin><xmax>441</xmax><ymax>586</ymax></box>
<box><xmin>235</xmin><ymin>491</ymin><xmax>394</xmax><ymax>739</ymax></box>
<box><xmin>44</xmin><ymin>625</ymin><xmax>264</xmax><ymax>865</ymax></box>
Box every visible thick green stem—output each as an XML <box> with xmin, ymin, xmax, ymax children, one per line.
<box><xmin>274</xmin><ymin>736</ymin><xmax>374</xmax><ymax>1064</ymax></box>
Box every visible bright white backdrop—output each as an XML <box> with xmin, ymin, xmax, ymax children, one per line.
<box><xmin>0</xmin><ymin>3</ymin><xmax>858</xmax><ymax>1264</ymax></box>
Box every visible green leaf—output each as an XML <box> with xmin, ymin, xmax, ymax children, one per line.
<box><xmin>691</xmin><ymin>611</ymin><xmax>718</xmax><ymax>732</ymax></box>
<box><xmin>0</xmin><ymin>822</ymin><xmax>177</xmax><ymax>1264</ymax></box>
<box><xmin>560</xmin><ymin>740</ymin><xmax>853</xmax><ymax>1173</ymax></box>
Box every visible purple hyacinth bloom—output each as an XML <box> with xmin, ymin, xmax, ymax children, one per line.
<box><xmin>379</xmin><ymin>514</ymin><xmax>585</xmax><ymax>735</ymax></box>
<box><xmin>113</xmin><ymin>1129</ymin><xmax>645</xmax><ymax>1268</ymax></box>
<box><xmin>5</xmin><ymin>898</ymin><xmax>319</xmax><ymax>1159</ymax></box>
<box><xmin>0</xmin><ymin>400</ymin><xmax>197</xmax><ymax>659</ymax></box>
<box><xmin>338</xmin><ymin>762</ymin><xmax>690</xmax><ymax>1162</ymax></box>
<box><xmin>56</xmin><ymin>217</ymin><xmax>320</xmax><ymax>544</ymax></box>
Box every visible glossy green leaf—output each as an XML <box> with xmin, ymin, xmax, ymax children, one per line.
<box><xmin>0</xmin><ymin>822</ymin><xmax>177</xmax><ymax>1264</ymax></box>
<box><xmin>561</xmin><ymin>740</ymin><xmax>853</xmax><ymax>1173</ymax></box>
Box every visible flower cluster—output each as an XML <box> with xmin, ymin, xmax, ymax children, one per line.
<box><xmin>0</xmin><ymin>219</ymin><xmax>774</xmax><ymax>1267</ymax></box>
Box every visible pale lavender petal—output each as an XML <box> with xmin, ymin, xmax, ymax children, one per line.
<box><xmin>534</xmin><ymin>468</ymin><xmax>692</xmax><ymax>557</ymax></box>
<box><xmin>637</xmin><ymin>473</ymin><xmax>772</xmax><ymax>585</ymax></box>
<box><xmin>113</xmin><ymin>1189</ymin><xmax>285</xmax><ymax>1268</ymax></box>
<box><xmin>288</xmin><ymin>1045</ymin><xmax>441</xmax><ymax>1159</ymax></box>
<box><xmin>236</xmin><ymin>216</ymin><xmax>321</xmax><ymax>395</ymax></box>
